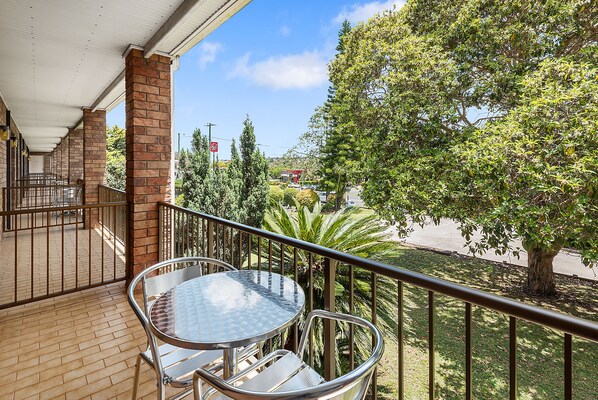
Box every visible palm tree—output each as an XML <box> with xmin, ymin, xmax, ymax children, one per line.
<box><xmin>262</xmin><ymin>201</ymin><xmax>397</xmax><ymax>374</ymax></box>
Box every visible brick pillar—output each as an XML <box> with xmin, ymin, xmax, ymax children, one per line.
<box><xmin>68</xmin><ymin>128</ymin><xmax>84</xmax><ymax>183</ymax></box>
<box><xmin>57</xmin><ymin>140</ymin><xmax>62</xmax><ymax>178</ymax></box>
<box><xmin>125</xmin><ymin>48</ymin><xmax>172</xmax><ymax>277</ymax></box>
<box><xmin>83</xmin><ymin>108</ymin><xmax>106</xmax><ymax>228</ymax></box>
<box><xmin>51</xmin><ymin>148</ymin><xmax>57</xmax><ymax>176</ymax></box>
<box><xmin>62</xmin><ymin>135</ymin><xmax>70</xmax><ymax>181</ymax></box>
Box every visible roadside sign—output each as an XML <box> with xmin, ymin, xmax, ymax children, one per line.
<box><xmin>210</xmin><ymin>141</ymin><xmax>218</xmax><ymax>152</ymax></box>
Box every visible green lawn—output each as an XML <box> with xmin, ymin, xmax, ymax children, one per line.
<box><xmin>373</xmin><ymin>246</ymin><xmax>597</xmax><ymax>399</ymax></box>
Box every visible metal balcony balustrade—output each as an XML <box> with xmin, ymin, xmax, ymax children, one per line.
<box><xmin>158</xmin><ymin>202</ymin><xmax>598</xmax><ymax>400</ymax></box>
<box><xmin>0</xmin><ymin>188</ymin><xmax>596</xmax><ymax>399</ymax></box>
<box><xmin>0</xmin><ymin>181</ymin><xmax>128</xmax><ymax>309</ymax></box>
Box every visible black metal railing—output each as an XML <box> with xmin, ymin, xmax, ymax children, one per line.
<box><xmin>99</xmin><ymin>185</ymin><xmax>127</xmax><ymax>244</ymax></box>
<box><xmin>2</xmin><ymin>184</ymin><xmax>83</xmax><ymax>231</ymax></box>
<box><xmin>15</xmin><ymin>173</ymin><xmax>67</xmax><ymax>186</ymax></box>
<box><xmin>0</xmin><ymin>202</ymin><xmax>128</xmax><ymax>309</ymax></box>
<box><xmin>158</xmin><ymin>202</ymin><xmax>598</xmax><ymax>400</ymax></box>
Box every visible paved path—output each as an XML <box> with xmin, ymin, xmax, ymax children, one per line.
<box><xmin>387</xmin><ymin>218</ymin><xmax>596</xmax><ymax>281</ymax></box>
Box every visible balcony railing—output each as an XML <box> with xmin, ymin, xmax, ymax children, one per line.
<box><xmin>15</xmin><ymin>173</ymin><xmax>68</xmax><ymax>187</ymax></box>
<box><xmin>158</xmin><ymin>202</ymin><xmax>598</xmax><ymax>400</ymax></box>
<box><xmin>99</xmin><ymin>184</ymin><xmax>127</xmax><ymax>244</ymax></box>
<box><xmin>2</xmin><ymin>183</ymin><xmax>82</xmax><ymax>231</ymax></box>
<box><xmin>0</xmin><ymin>199</ymin><xmax>128</xmax><ymax>309</ymax></box>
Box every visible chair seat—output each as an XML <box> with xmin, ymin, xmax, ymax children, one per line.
<box><xmin>142</xmin><ymin>343</ymin><xmax>223</xmax><ymax>385</ymax></box>
<box><xmin>212</xmin><ymin>352</ymin><xmax>324</xmax><ymax>399</ymax></box>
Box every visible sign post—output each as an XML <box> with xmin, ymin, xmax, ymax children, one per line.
<box><xmin>210</xmin><ymin>141</ymin><xmax>218</xmax><ymax>164</ymax></box>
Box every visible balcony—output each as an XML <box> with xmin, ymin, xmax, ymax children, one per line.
<box><xmin>0</xmin><ymin>1</ymin><xmax>596</xmax><ymax>399</ymax></box>
<box><xmin>1</xmin><ymin>187</ymin><xmax>596</xmax><ymax>399</ymax></box>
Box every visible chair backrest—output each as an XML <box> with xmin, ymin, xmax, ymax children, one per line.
<box><xmin>127</xmin><ymin>257</ymin><xmax>237</xmax><ymax>375</ymax></box>
<box><xmin>74</xmin><ymin>185</ymin><xmax>82</xmax><ymax>205</ymax></box>
<box><xmin>128</xmin><ymin>257</ymin><xmax>237</xmax><ymax>319</ymax></box>
<box><xmin>197</xmin><ymin>309</ymin><xmax>384</xmax><ymax>400</ymax></box>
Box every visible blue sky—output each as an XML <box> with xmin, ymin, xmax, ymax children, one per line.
<box><xmin>107</xmin><ymin>1</ymin><xmax>404</xmax><ymax>159</ymax></box>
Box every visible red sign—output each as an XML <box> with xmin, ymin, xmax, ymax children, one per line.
<box><xmin>209</xmin><ymin>141</ymin><xmax>218</xmax><ymax>152</ymax></box>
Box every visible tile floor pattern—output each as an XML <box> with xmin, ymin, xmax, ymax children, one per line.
<box><xmin>0</xmin><ymin>281</ymin><xmax>185</xmax><ymax>400</ymax></box>
<box><xmin>0</xmin><ymin>221</ymin><xmax>126</xmax><ymax>307</ymax></box>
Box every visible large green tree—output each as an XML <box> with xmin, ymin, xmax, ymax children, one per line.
<box><xmin>328</xmin><ymin>0</ymin><xmax>598</xmax><ymax>295</ymax></box>
<box><xmin>455</xmin><ymin>59</ymin><xmax>598</xmax><ymax>294</ymax></box>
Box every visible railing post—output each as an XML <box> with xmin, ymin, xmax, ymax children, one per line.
<box><xmin>207</xmin><ymin>220</ymin><xmax>214</xmax><ymax>273</ymax></box>
<box><xmin>323</xmin><ymin>257</ymin><xmax>336</xmax><ymax>380</ymax></box>
<box><xmin>158</xmin><ymin>203</ymin><xmax>163</xmax><ymax>262</ymax></box>
<box><xmin>207</xmin><ymin>220</ymin><xmax>214</xmax><ymax>259</ymax></box>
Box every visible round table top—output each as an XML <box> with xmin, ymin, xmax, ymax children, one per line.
<box><xmin>149</xmin><ymin>269</ymin><xmax>305</xmax><ymax>350</ymax></box>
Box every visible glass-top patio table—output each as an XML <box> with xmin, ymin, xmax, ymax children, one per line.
<box><xmin>148</xmin><ymin>269</ymin><xmax>305</xmax><ymax>378</ymax></box>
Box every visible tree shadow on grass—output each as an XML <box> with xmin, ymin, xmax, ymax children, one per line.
<box><xmin>375</xmin><ymin>247</ymin><xmax>598</xmax><ymax>399</ymax></box>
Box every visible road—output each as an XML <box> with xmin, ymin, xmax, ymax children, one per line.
<box><xmin>347</xmin><ymin>188</ymin><xmax>594</xmax><ymax>281</ymax></box>
<box><xmin>386</xmin><ymin>218</ymin><xmax>596</xmax><ymax>281</ymax></box>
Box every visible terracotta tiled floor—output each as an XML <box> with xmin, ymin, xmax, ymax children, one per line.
<box><xmin>0</xmin><ymin>281</ymin><xmax>183</xmax><ymax>400</ymax></box>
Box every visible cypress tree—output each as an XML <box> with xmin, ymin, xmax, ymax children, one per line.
<box><xmin>178</xmin><ymin>118</ymin><xmax>269</xmax><ymax>228</ymax></box>
<box><xmin>180</xmin><ymin>128</ymin><xmax>210</xmax><ymax>208</ymax></box>
<box><xmin>238</xmin><ymin>116</ymin><xmax>269</xmax><ymax>227</ymax></box>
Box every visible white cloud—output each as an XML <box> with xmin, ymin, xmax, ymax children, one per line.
<box><xmin>334</xmin><ymin>0</ymin><xmax>405</xmax><ymax>25</ymax></box>
<box><xmin>280</xmin><ymin>25</ymin><xmax>291</xmax><ymax>37</ymax></box>
<box><xmin>198</xmin><ymin>41</ymin><xmax>223</xmax><ymax>70</ymax></box>
<box><xmin>229</xmin><ymin>51</ymin><xmax>328</xmax><ymax>90</ymax></box>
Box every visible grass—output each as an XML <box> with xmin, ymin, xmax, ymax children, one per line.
<box><xmin>372</xmin><ymin>246</ymin><xmax>597</xmax><ymax>399</ymax></box>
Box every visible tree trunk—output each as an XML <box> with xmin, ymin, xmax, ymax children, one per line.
<box><xmin>526</xmin><ymin>247</ymin><xmax>559</xmax><ymax>296</ymax></box>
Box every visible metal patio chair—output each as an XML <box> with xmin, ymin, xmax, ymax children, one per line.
<box><xmin>52</xmin><ymin>185</ymin><xmax>81</xmax><ymax>217</ymax></box>
<box><xmin>193</xmin><ymin>309</ymin><xmax>384</xmax><ymax>400</ymax></box>
<box><xmin>128</xmin><ymin>257</ymin><xmax>258</xmax><ymax>400</ymax></box>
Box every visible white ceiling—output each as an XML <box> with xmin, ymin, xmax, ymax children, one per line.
<box><xmin>0</xmin><ymin>0</ymin><xmax>250</xmax><ymax>152</ymax></box>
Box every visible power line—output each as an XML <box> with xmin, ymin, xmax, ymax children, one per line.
<box><xmin>211</xmin><ymin>135</ymin><xmax>269</xmax><ymax>147</ymax></box>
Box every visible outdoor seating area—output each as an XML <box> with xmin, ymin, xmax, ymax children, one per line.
<box><xmin>0</xmin><ymin>257</ymin><xmax>383</xmax><ymax>400</ymax></box>
<box><xmin>0</xmin><ymin>193</ymin><xmax>596</xmax><ymax>399</ymax></box>
<box><xmin>128</xmin><ymin>256</ymin><xmax>383</xmax><ymax>400</ymax></box>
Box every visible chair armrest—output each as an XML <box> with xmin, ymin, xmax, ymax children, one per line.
<box><xmin>297</xmin><ymin>310</ymin><xmax>383</xmax><ymax>358</ymax></box>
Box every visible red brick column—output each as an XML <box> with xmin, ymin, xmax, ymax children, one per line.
<box><xmin>125</xmin><ymin>48</ymin><xmax>172</xmax><ymax>277</ymax></box>
<box><xmin>61</xmin><ymin>135</ymin><xmax>69</xmax><ymax>181</ymax></box>
<box><xmin>83</xmin><ymin>108</ymin><xmax>106</xmax><ymax>228</ymax></box>
<box><xmin>68</xmin><ymin>128</ymin><xmax>84</xmax><ymax>183</ymax></box>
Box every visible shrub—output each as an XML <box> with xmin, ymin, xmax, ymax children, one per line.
<box><xmin>296</xmin><ymin>189</ymin><xmax>319</xmax><ymax>210</ymax></box>
<box><xmin>269</xmin><ymin>185</ymin><xmax>284</xmax><ymax>204</ymax></box>
<box><xmin>283</xmin><ymin>187</ymin><xmax>299</xmax><ymax>207</ymax></box>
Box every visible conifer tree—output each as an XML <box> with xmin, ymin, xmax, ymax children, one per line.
<box><xmin>178</xmin><ymin>118</ymin><xmax>269</xmax><ymax>228</ymax></box>
<box><xmin>237</xmin><ymin>116</ymin><xmax>269</xmax><ymax>227</ymax></box>
<box><xmin>319</xmin><ymin>19</ymin><xmax>355</xmax><ymax>210</ymax></box>
<box><xmin>179</xmin><ymin>128</ymin><xmax>210</xmax><ymax>208</ymax></box>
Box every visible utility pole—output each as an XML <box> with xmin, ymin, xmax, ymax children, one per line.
<box><xmin>177</xmin><ymin>132</ymin><xmax>181</xmax><ymax>156</ymax></box>
<box><xmin>205</xmin><ymin>122</ymin><xmax>216</xmax><ymax>165</ymax></box>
